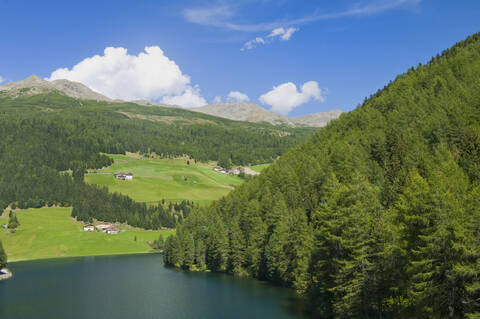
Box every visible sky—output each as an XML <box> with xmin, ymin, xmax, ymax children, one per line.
<box><xmin>0</xmin><ymin>0</ymin><xmax>479</xmax><ymax>116</ymax></box>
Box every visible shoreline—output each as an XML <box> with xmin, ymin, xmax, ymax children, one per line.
<box><xmin>0</xmin><ymin>268</ymin><xmax>12</xmax><ymax>281</ymax></box>
<box><xmin>7</xmin><ymin>250</ymin><xmax>163</xmax><ymax>264</ymax></box>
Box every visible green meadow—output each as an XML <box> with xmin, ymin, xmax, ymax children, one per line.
<box><xmin>85</xmin><ymin>154</ymin><xmax>244</xmax><ymax>205</ymax></box>
<box><xmin>250</xmin><ymin>163</ymin><xmax>271</xmax><ymax>173</ymax></box>
<box><xmin>0</xmin><ymin>207</ymin><xmax>173</xmax><ymax>262</ymax></box>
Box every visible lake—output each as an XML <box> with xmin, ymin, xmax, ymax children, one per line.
<box><xmin>0</xmin><ymin>254</ymin><xmax>306</xmax><ymax>318</ymax></box>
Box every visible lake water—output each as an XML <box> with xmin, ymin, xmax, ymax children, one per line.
<box><xmin>0</xmin><ymin>254</ymin><xmax>306</xmax><ymax>319</ymax></box>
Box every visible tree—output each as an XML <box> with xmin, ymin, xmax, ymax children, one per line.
<box><xmin>0</xmin><ymin>240</ymin><xmax>7</xmax><ymax>269</ymax></box>
<box><xmin>154</xmin><ymin>235</ymin><xmax>164</xmax><ymax>250</ymax></box>
<box><xmin>218</xmin><ymin>156</ymin><xmax>232</xmax><ymax>170</ymax></box>
<box><xmin>164</xmin><ymin>235</ymin><xmax>182</xmax><ymax>267</ymax></box>
<box><xmin>182</xmin><ymin>232</ymin><xmax>195</xmax><ymax>269</ymax></box>
<box><xmin>228</xmin><ymin>220</ymin><xmax>246</xmax><ymax>275</ymax></box>
<box><xmin>206</xmin><ymin>222</ymin><xmax>229</xmax><ymax>272</ymax></box>
<box><xmin>7</xmin><ymin>212</ymin><xmax>19</xmax><ymax>229</ymax></box>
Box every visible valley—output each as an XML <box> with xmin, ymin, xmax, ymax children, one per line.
<box><xmin>1</xmin><ymin>2</ymin><xmax>479</xmax><ymax>317</ymax></box>
<box><xmin>85</xmin><ymin>153</ymin><xmax>244</xmax><ymax>205</ymax></box>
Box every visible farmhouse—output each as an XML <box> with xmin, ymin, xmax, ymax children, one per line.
<box><xmin>95</xmin><ymin>224</ymin><xmax>110</xmax><ymax>231</ymax></box>
<box><xmin>106</xmin><ymin>225</ymin><xmax>119</xmax><ymax>234</ymax></box>
<box><xmin>114</xmin><ymin>172</ymin><xmax>133</xmax><ymax>180</ymax></box>
<box><xmin>83</xmin><ymin>224</ymin><xmax>95</xmax><ymax>231</ymax></box>
<box><xmin>213</xmin><ymin>166</ymin><xmax>254</xmax><ymax>175</ymax></box>
<box><xmin>95</xmin><ymin>224</ymin><xmax>119</xmax><ymax>234</ymax></box>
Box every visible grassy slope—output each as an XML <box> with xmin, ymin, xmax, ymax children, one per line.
<box><xmin>250</xmin><ymin>164</ymin><xmax>271</xmax><ymax>173</ymax></box>
<box><xmin>85</xmin><ymin>154</ymin><xmax>243</xmax><ymax>204</ymax></box>
<box><xmin>0</xmin><ymin>207</ymin><xmax>174</xmax><ymax>262</ymax></box>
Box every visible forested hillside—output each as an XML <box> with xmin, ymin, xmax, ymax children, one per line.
<box><xmin>0</xmin><ymin>92</ymin><xmax>315</xmax><ymax>227</ymax></box>
<box><xmin>164</xmin><ymin>33</ymin><xmax>480</xmax><ymax>317</ymax></box>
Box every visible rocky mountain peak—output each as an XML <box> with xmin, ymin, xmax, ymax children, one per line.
<box><xmin>0</xmin><ymin>75</ymin><xmax>111</xmax><ymax>101</ymax></box>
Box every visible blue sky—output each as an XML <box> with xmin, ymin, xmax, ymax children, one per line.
<box><xmin>1</xmin><ymin>0</ymin><xmax>479</xmax><ymax>116</ymax></box>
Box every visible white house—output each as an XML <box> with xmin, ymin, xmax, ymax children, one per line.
<box><xmin>96</xmin><ymin>224</ymin><xmax>110</xmax><ymax>232</ymax></box>
<box><xmin>114</xmin><ymin>173</ymin><xmax>133</xmax><ymax>180</ymax></box>
<box><xmin>83</xmin><ymin>224</ymin><xmax>95</xmax><ymax>231</ymax></box>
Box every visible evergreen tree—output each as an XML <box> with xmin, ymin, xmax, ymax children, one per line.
<box><xmin>7</xmin><ymin>212</ymin><xmax>19</xmax><ymax>229</ymax></box>
<box><xmin>182</xmin><ymin>232</ymin><xmax>195</xmax><ymax>269</ymax></box>
<box><xmin>0</xmin><ymin>240</ymin><xmax>7</xmax><ymax>269</ymax></box>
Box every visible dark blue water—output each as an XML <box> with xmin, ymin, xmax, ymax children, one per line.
<box><xmin>0</xmin><ymin>254</ymin><xmax>305</xmax><ymax>319</ymax></box>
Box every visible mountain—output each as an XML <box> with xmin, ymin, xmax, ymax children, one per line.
<box><xmin>292</xmin><ymin>109</ymin><xmax>343</xmax><ymax>127</ymax></box>
<box><xmin>0</xmin><ymin>75</ymin><xmax>112</xmax><ymax>102</ymax></box>
<box><xmin>192</xmin><ymin>102</ymin><xmax>297</xmax><ymax>126</ymax></box>
<box><xmin>1</xmin><ymin>77</ymin><xmax>342</xmax><ymax>127</ymax></box>
<box><xmin>164</xmin><ymin>33</ymin><xmax>480</xmax><ymax>318</ymax></box>
<box><xmin>131</xmin><ymin>99</ymin><xmax>179</xmax><ymax>108</ymax></box>
<box><xmin>191</xmin><ymin>102</ymin><xmax>342</xmax><ymax>127</ymax></box>
<box><xmin>50</xmin><ymin>79</ymin><xmax>112</xmax><ymax>102</ymax></box>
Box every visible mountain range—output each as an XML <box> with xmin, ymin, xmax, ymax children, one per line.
<box><xmin>192</xmin><ymin>102</ymin><xmax>342</xmax><ymax>127</ymax></box>
<box><xmin>0</xmin><ymin>76</ymin><xmax>342</xmax><ymax>127</ymax></box>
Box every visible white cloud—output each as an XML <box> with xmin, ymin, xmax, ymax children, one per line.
<box><xmin>184</xmin><ymin>0</ymin><xmax>422</xmax><ymax>32</ymax></box>
<box><xmin>281</xmin><ymin>27</ymin><xmax>297</xmax><ymax>40</ymax></box>
<box><xmin>213</xmin><ymin>96</ymin><xmax>222</xmax><ymax>104</ymax></box>
<box><xmin>268</xmin><ymin>28</ymin><xmax>285</xmax><ymax>38</ymax></box>
<box><xmin>268</xmin><ymin>27</ymin><xmax>298</xmax><ymax>40</ymax></box>
<box><xmin>162</xmin><ymin>85</ymin><xmax>206</xmax><ymax>108</ymax></box>
<box><xmin>0</xmin><ymin>75</ymin><xmax>4</xmax><ymax>83</ymax></box>
<box><xmin>259</xmin><ymin>81</ymin><xmax>325</xmax><ymax>115</ymax></box>
<box><xmin>227</xmin><ymin>91</ymin><xmax>249</xmax><ymax>102</ymax></box>
<box><xmin>241</xmin><ymin>37</ymin><xmax>265</xmax><ymax>51</ymax></box>
<box><xmin>183</xmin><ymin>6</ymin><xmax>234</xmax><ymax>28</ymax></box>
<box><xmin>48</xmin><ymin>46</ymin><xmax>206</xmax><ymax>108</ymax></box>
<box><xmin>242</xmin><ymin>27</ymin><xmax>297</xmax><ymax>50</ymax></box>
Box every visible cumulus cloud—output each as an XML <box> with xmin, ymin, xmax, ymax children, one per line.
<box><xmin>227</xmin><ymin>91</ymin><xmax>249</xmax><ymax>102</ymax></box>
<box><xmin>268</xmin><ymin>27</ymin><xmax>298</xmax><ymax>40</ymax></box>
<box><xmin>162</xmin><ymin>85</ymin><xmax>207</xmax><ymax>108</ymax></box>
<box><xmin>259</xmin><ymin>81</ymin><xmax>325</xmax><ymax>115</ymax></box>
<box><xmin>48</xmin><ymin>46</ymin><xmax>206</xmax><ymax>107</ymax></box>
<box><xmin>213</xmin><ymin>96</ymin><xmax>222</xmax><ymax>104</ymax></box>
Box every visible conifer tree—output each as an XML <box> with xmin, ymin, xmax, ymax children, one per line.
<box><xmin>0</xmin><ymin>240</ymin><xmax>7</xmax><ymax>269</ymax></box>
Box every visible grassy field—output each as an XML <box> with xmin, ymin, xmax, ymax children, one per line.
<box><xmin>85</xmin><ymin>154</ymin><xmax>243</xmax><ymax>205</ymax></box>
<box><xmin>0</xmin><ymin>207</ymin><xmax>174</xmax><ymax>262</ymax></box>
<box><xmin>250</xmin><ymin>163</ymin><xmax>271</xmax><ymax>173</ymax></box>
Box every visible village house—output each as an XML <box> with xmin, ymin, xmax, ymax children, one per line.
<box><xmin>95</xmin><ymin>224</ymin><xmax>119</xmax><ymax>234</ymax></box>
<box><xmin>213</xmin><ymin>166</ymin><xmax>243</xmax><ymax>175</ymax></box>
<box><xmin>106</xmin><ymin>225</ymin><xmax>119</xmax><ymax>234</ymax></box>
<box><xmin>114</xmin><ymin>172</ymin><xmax>133</xmax><ymax>180</ymax></box>
<box><xmin>83</xmin><ymin>224</ymin><xmax>95</xmax><ymax>231</ymax></box>
<box><xmin>95</xmin><ymin>224</ymin><xmax>110</xmax><ymax>232</ymax></box>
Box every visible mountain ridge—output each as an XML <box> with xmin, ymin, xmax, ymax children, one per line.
<box><xmin>0</xmin><ymin>75</ymin><xmax>112</xmax><ymax>102</ymax></box>
<box><xmin>0</xmin><ymin>76</ymin><xmax>343</xmax><ymax>127</ymax></box>
<box><xmin>192</xmin><ymin>101</ymin><xmax>343</xmax><ymax>127</ymax></box>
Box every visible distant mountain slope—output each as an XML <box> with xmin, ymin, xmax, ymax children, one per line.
<box><xmin>50</xmin><ymin>79</ymin><xmax>112</xmax><ymax>101</ymax></box>
<box><xmin>131</xmin><ymin>99</ymin><xmax>179</xmax><ymax>108</ymax></box>
<box><xmin>1</xmin><ymin>76</ymin><xmax>342</xmax><ymax>127</ymax></box>
<box><xmin>292</xmin><ymin>110</ymin><xmax>343</xmax><ymax>127</ymax></box>
<box><xmin>0</xmin><ymin>75</ymin><xmax>112</xmax><ymax>101</ymax></box>
<box><xmin>192</xmin><ymin>102</ymin><xmax>342</xmax><ymax>127</ymax></box>
<box><xmin>192</xmin><ymin>102</ymin><xmax>296</xmax><ymax>126</ymax></box>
